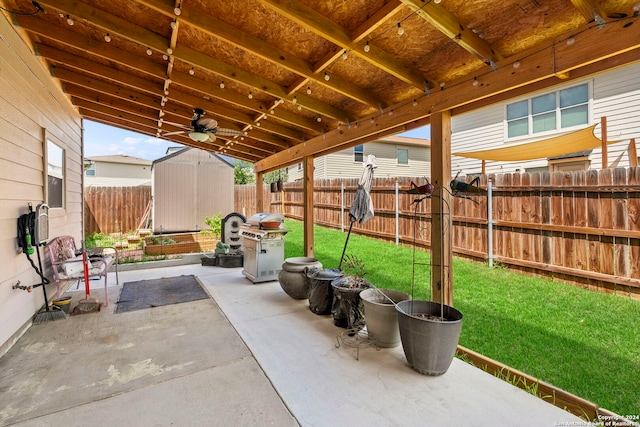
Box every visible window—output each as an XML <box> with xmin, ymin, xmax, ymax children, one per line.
<box><xmin>297</xmin><ymin>162</ymin><xmax>302</xmax><ymax>171</ymax></box>
<box><xmin>397</xmin><ymin>148</ymin><xmax>409</xmax><ymax>165</ymax></box>
<box><xmin>506</xmin><ymin>83</ymin><xmax>589</xmax><ymax>138</ymax></box>
<box><xmin>354</xmin><ymin>145</ymin><xmax>364</xmax><ymax>162</ymax></box>
<box><xmin>85</xmin><ymin>162</ymin><xmax>96</xmax><ymax>176</ymax></box>
<box><xmin>47</xmin><ymin>140</ymin><xmax>65</xmax><ymax>208</ymax></box>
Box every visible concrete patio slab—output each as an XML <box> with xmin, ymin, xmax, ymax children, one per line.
<box><xmin>0</xmin><ymin>262</ymin><xmax>585</xmax><ymax>426</ymax></box>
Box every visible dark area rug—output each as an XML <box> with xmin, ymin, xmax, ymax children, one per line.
<box><xmin>115</xmin><ymin>275</ymin><xmax>210</xmax><ymax>313</ymax></box>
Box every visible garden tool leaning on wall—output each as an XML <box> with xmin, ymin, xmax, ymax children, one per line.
<box><xmin>16</xmin><ymin>203</ymin><xmax>66</xmax><ymax>324</ymax></box>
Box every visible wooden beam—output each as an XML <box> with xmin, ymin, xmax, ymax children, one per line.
<box><xmin>256</xmin><ymin>172</ymin><xmax>265</xmax><ymax>213</ymax></box>
<box><xmin>567</xmin><ymin>0</ymin><xmax>606</xmax><ymax>23</ymax></box>
<box><xmin>173</xmin><ymin>2</ymin><xmax>384</xmax><ymax>109</ymax></box>
<box><xmin>430</xmin><ymin>110</ymin><xmax>453</xmax><ymax>306</ymax></box>
<box><xmin>255</xmin><ymin>18</ymin><xmax>640</xmax><ymax>172</ymax></box>
<box><xmin>303</xmin><ymin>156</ymin><xmax>315</xmax><ymax>257</ymax></box>
<box><xmin>257</xmin><ymin>0</ymin><xmax>430</xmax><ymax>90</ymax></box>
<box><xmin>32</xmin><ymin>0</ymin><xmax>351</xmax><ymax>123</ymax></box>
<box><xmin>400</xmin><ymin>0</ymin><xmax>503</xmax><ymax>65</ymax></box>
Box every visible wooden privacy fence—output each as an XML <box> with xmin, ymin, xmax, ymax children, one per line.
<box><xmin>84</xmin><ymin>186</ymin><xmax>151</xmax><ymax>235</ymax></box>
<box><xmin>235</xmin><ymin>167</ymin><xmax>640</xmax><ymax>298</ymax></box>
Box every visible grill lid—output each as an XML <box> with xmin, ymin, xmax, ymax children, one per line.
<box><xmin>245</xmin><ymin>212</ymin><xmax>284</xmax><ymax>226</ymax></box>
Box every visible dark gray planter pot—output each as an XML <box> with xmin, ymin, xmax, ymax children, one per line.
<box><xmin>396</xmin><ymin>300</ymin><xmax>463</xmax><ymax>376</ymax></box>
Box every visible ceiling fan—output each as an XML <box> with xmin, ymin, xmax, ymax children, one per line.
<box><xmin>163</xmin><ymin>108</ymin><xmax>243</xmax><ymax>143</ymax></box>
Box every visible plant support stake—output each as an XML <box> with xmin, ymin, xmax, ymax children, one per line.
<box><xmin>487</xmin><ymin>178</ymin><xmax>493</xmax><ymax>268</ymax></box>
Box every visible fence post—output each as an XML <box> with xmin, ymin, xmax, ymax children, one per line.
<box><xmin>395</xmin><ymin>180</ymin><xmax>399</xmax><ymax>245</ymax></box>
<box><xmin>487</xmin><ymin>178</ymin><xmax>493</xmax><ymax>268</ymax></box>
<box><xmin>341</xmin><ymin>181</ymin><xmax>345</xmax><ymax>232</ymax></box>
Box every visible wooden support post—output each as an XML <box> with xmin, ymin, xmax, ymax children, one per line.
<box><xmin>303</xmin><ymin>156</ymin><xmax>314</xmax><ymax>257</ymax></box>
<box><xmin>430</xmin><ymin>110</ymin><xmax>454</xmax><ymax>306</ymax></box>
<box><xmin>629</xmin><ymin>138</ymin><xmax>638</xmax><ymax>167</ymax></box>
<box><xmin>601</xmin><ymin>116</ymin><xmax>608</xmax><ymax>169</ymax></box>
<box><xmin>481</xmin><ymin>160</ymin><xmax>486</xmax><ymax>175</ymax></box>
<box><xmin>256</xmin><ymin>171</ymin><xmax>264</xmax><ymax>213</ymax></box>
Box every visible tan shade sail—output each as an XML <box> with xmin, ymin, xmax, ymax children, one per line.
<box><xmin>452</xmin><ymin>125</ymin><xmax>622</xmax><ymax>161</ymax></box>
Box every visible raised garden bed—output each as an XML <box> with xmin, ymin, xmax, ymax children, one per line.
<box><xmin>144</xmin><ymin>232</ymin><xmax>219</xmax><ymax>256</ymax></box>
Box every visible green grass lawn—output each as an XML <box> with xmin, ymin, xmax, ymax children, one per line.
<box><xmin>283</xmin><ymin>219</ymin><xmax>640</xmax><ymax>416</ymax></box>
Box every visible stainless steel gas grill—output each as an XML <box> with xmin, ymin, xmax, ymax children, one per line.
<box><xmin>240</xmin><ymin>213</ymin><xmax>289</xmax><ymax>283</ymax></box>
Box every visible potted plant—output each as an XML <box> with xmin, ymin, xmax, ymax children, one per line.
<box><xmin>331</xmin><ymin>254</ymin><xmax>372</xmax><ymax>330</ymax></box>
<box><xmin>394</xmin><ymin>195</ymin><xmax>463</xmax><ymax>375</ymax></box>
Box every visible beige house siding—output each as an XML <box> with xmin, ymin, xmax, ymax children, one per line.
<box><xmin>87</xmin><ymin>156</ymin><xmax>152</xmax><ymax>180</ymax></box>
<box><xmin>287</xmin><ymin>137</ymin><xmax>431</xmax><ymax>181</ymax></box>
<box><xmin>1</xmin><ymin>15</ymin><xmax>83</xmax><ymax>351</ymax></box>
<box><xmin>152</xmin><ymin>148</ymin><xmax>234</xmax><ymax>233</ymax></box>
<box><xmin>451</xmin><ymin>62</ymin><xmax>640</xmax><ymax>174</ymax></box>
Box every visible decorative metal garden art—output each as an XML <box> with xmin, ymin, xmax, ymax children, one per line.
<box><xmin>395</xmin><ymin>185</ymin><xmax>464</xmax><ymax>376</ymax></box>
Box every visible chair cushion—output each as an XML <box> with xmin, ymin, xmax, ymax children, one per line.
<box><xmin>62</xmin><ymin>255</ymin><xmax>84</xmax><ymax>276</ymax></box>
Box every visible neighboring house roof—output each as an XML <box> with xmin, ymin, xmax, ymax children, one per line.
<box><xmin>85</xmin><ymin>155</ymin><xmax>152</xmax><ymax>166</ymax></box>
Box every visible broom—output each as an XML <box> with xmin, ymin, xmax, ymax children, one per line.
<box><xmin>72</xmin><ymin>247</ymin><xmax>102</xmax><ymax>314</ymax></box>
<box><xmin>31</xmin><ymin>227</ymin><xmax>67</xmax><ymax>324</ymax></box>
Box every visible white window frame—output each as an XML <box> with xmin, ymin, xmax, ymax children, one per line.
<box><xmin>505</xmin><ymin>82</ymin><xmax>592</xmax><ymax>141</ymax></box>
<box><xmin>45</xmin><ymin>137</ymin><xmax>65</xmax><ymax>209</ymax></box>
<box><xmin>396</xmin><ymin>147</ymin><xmax>409</xmax><ymax>165</ymax></box>
<box><xmin>354</xmin><ymin>145</ymin><xmax>364</xmax><ymax>163</ymax></box>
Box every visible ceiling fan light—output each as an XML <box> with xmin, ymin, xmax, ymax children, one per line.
<box><xmin>189</xmin><ymin>132</ymin><xmax>209</xmax><ymax>142</ymax></box>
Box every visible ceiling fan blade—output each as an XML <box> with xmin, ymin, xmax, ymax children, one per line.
<box><xmin>216</xmin><ymin>128</ymin><xmax>244</xmax><ymax>137</ymax></box>
<box><xmin>162</xmin><ymin>120</ymin><xmax>190</xmax><ymax>128</ymax></box>
<box><xmin>197</xmin><ymin>117</ymin><xmax>218</xmax><ymax>131</ymax></box>
<box><xmin>207</xmin><ymin>133</ymin><xmax>216</xmax><ymax>143</ymax></box>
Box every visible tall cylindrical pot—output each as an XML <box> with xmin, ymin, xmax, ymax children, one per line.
<box><xmin>330</xmin><ymin>277</ymin><xmax>371</xmax><ymax>329</ymax></box>
<box><xmin>360</xmin><ymin>288</ymin><xmax>411</xmax><ymax>348</ymax></box>
<box><xmin>306</xmin><ymin>268</ymin><xmax>343</xmax><ymax>315</ymax></box>
<box><xmin>278</xmin><ymin>257</ymin><xmax>322</xmax><ymax>299</ymax></box>
<box><xmin>396</xmin><ymin>300</ymin><xmax>463</xmax><ymax>376</ymax></box>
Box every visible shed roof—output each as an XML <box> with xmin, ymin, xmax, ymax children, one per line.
<box><xmin>86</xmin><ymin>155</ymin><xmax>152</xmax><ymax>166</ymax></box>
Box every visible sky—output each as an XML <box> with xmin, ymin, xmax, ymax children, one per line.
<box><xmin>83</xmin><ymin>119</ymin><xmax>430</xmax><ymax>162</ymax></box>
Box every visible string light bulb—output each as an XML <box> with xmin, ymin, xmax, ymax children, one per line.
<box><xmin>166</xmin><ymin>48</ymin><xmax>173</xmax><ymax>55</ymax></box>
<box><xmin>219</xmin><ymin>80</ymin><xmax>225</xmax><ymax>88</ymax></box>
<box><xmin>306</xmin><ymin>86</ymin><xmax>312</xmax><ymax>95</ymax></box>
<box><xmin>473</xmin><ymin>77</ymin><xmax>479</xmax><ymax>86</ymax></box>
<box><xmin>146</xmin><ymin>47</ymin><xmax>153</xmax><ymax>55</ymax></box>
<box><xmin>66</xmin><ymin>15</ymin><xmax>74</xmax><ymax>25</ymax></box>
<box><xmin>566</xmin><ymin>37</ymin><xmax>575</xmax><ymax>46</ymax></box>
<box><xmin>397</xmin><ymin>23</ymin><xmax>405</xmax><ymax>36</ymax></box>
<box><xmin>317</xmin><ymin>117</ymin><xmax>322</xmax><ymax>122</ymax></box>
<box><xmin>170</xmin><ymin>20</ymin><xmax>177</xmax><ymax>29</ymax></box>
<box><xmin>292</xmin><ymin>96</ymin><xmax>297</xmax><ymax>104</ymax></box>
<box><xmin>248</xmin><ymin>91</ymin><xmax>253</xmax><ymax>99</ymax></box>
<box><xmin>342</xmin><ymin>50</ymin><xmax>348</xmax><ymax>60</ymax></box>
<box><xmin>413</xmin><ymin>99</ymin><xmax>418</xmax><ymax>107</ymax></box>
<box><xmin>364</xmin><ymin>41</ymin><xmax>370</xmax><ymax>52</ymax></box>
<box><xmin>104</xmin><ymin>33</ymin><xmax>111</xmax><ymax>43</ymax></box>
<box><xmin>513</xmin><ymin>61</ymin><xmax>521</xmax><ymax>69</ymax></box>
<box><xmin>189</xmin><ymin>67</ymin><xmax>195</xmax><ymax>75</ymax></box>
<box><xmin>324</xmin><ymin>72</ymin><xmax>330</xmax><ymax>81</ymax></box>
